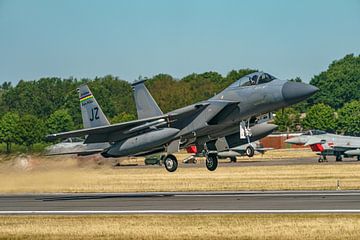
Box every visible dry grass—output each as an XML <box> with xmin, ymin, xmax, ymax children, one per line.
<box><xmin>0</xmin><ymin>157</ymin><xmax>360</xmax><ymax>192</ymax></box>
<box><xmin>0</xmin><ymin>214</ymin><xmax>360</xmax><ymax>239</ymax></box>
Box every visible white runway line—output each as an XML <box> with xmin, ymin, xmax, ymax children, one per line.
<box><xmin>179</xmin><ymin>193</ymin><xmax>360</xmax><ymax>197</ymax></box>
<box><xmin>1</xmin><ymin>210</ymin><xmax>360</xmax><ymax>214</ymax></box>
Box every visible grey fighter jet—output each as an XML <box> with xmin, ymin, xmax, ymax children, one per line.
<box><xmin>285</xmin><ymin>130</ymin><xmax>360</xmax><ymax>162</ymax></box>
<box><xmin>47</xmin><ymin>71</ymin><xmax>318</xmax><ymax>172</ymax></box>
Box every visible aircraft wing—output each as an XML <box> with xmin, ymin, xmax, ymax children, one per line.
<box><xmin>47</xmin><ymin>101</ymin><xmax>213</xmax><ymax>144</ymax></box>
<box><xmin>206</xmin><ymin>100</ymin><xmax>240</xmax><ymax>125</ymax></box>
<box><xmin>332</xmin><ymin>144</ymin><xmax>360</xmax><ymax>152</ymax></box>
<box><xmin>47</xmin><ymin>115</ymin><xmax>169</xmax><ymax>143</ymax></box>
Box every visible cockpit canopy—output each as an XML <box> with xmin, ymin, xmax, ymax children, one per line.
<box><xmin>303</xmin><ymin>130</ymin><xmax>327</xmax><ymax>136</ymax></box>
<box><xmin>229</xmin><ymin>72</ymin><xmax>276</xmax><ymax>88</ymax></box>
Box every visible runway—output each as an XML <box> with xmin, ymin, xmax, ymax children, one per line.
<box><xmin>1</xmin><ymin>191</ymin><xmax>360</xmax><ymax>214</ymax></box>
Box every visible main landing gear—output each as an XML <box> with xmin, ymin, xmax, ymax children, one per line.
<box><xmin>318</xmin><ymin>155</ymin><xmax>327</xmax><ymax>163</ymax></box>
<box><xmin>163</xmin><ymin>154</ymin><xmax>178</xmax><ymax>172</ymax></box>
<box><xmin>336</xmin><ymin>154</ymin><xmax>343</xmax><ymax>162</ymax></box>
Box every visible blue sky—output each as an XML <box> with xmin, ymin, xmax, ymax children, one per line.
<box><xmin>0</xmin><ymin>0</ymin><xmax>359</xmax><ymax>84</ymax></box>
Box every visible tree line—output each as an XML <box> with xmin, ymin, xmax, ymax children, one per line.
<box><xmin>274</xmin><ymin>54</ymin><xmax>360</xmax><ymax>135</ymax></box>
<box><xmin>0</xmin><ymin>54</ymin><xmax>359</xmax><ymax>152</ymax></box>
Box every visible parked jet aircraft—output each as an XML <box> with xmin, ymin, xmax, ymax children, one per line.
<box><xmin>285</xmin><ymin>130</ymin><xmax>360</xmax><ymax>162</ymax></box>
<box><xmin>47</xmin><ymin>71</ymin><xmax>318</xmax><ymax>172</ymax></box>
<box><xmin>213</xmin><ymin>122</ymin><xmax>276</xmax><ymax>161</ymax></box>
<box><xmin>218</xmin><ymin>140</ymin><xmax>274</xmax><ymax>162</ymax></box>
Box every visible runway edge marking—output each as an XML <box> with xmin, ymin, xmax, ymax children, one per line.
<box><xmin>1</xmin><ymin>210</ymin><xmax>360</xmax><ymax>214</ymax></box>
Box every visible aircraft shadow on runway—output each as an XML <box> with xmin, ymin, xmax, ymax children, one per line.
<box><xmin>38</xmin><ymin>194</ymin><xmax>174</xmax><ymax>202</ymax></box>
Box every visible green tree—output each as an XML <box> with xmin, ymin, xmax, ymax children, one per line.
<box><xmin>274</xmin><ymin>108</ymin><xmax>301</xmax><ymax>132</ymax></box>
<box><xmin>0</xmin><ymin>112</ymin><xmax>20</xmax><ymax>153</ymax></box>
<box><xmin>17</xmin><ymin>114</ymin><xmax>46</xmax><ymax>149</ymax></box>
<box><xmin>309</xmin><ymin>54</ymin><xmax>360</xmax><ymax>109</ymax></box>
<box><xmin>289</xmin><ymin>77</ymin><xmax>302</xmax><ymax>83</ymax></box>
<box><xmin>336</xmin><ymin>100</ymin><xmax>360</xmax><ymax>136</ymax></box>
<box><xmin>302</xmin><ymin>103</ymin><xmax>336</xmax><ymax>131</ymax></box>
<box><xmin>111</xmin><ymin>112</ymin><xmax>136</xmax><ymax>123</ymax></box>
<box><xmin>46</xmin><ymin>109</ymin><xmax>75</xmax><ymax>134</ymax></box>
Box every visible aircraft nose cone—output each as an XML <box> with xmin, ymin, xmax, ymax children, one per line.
<box><xmin>282</xmin><ymin>82</ymin><xmax>318</xmax><ymax>104</ymax></box>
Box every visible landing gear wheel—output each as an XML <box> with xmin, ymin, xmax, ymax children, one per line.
<box><xmin>164</xmin><ymin>154</ymin><xmax>178</xmax><ymax>172</ymax></box>
<box><xmin>318</xmin><ymin>155</ymin><xmax>327</xmax><ymax>163</ymax></box>
<box><xmin>230</xmin><ymin>156</ymin><xmax>237</xmax><ymax>163</ymax></box>
<box><xmin>357</xmin><ymin>156</ymin><xmax>360</xmax><ymax>161</ymax></box>
<box><xmin>336</xmin><ymin>155</ymin><xmax>342</xmax><ymax>162</ymax></box>
<box><xmin>245</xmin><ymin>145</ymin><xmax>255</xmax><ymax>157</ymax></box>
<box><xmin>206</xmin><ymin>153</ymin><xmax>218</xmax><ymax>171</ymax></box>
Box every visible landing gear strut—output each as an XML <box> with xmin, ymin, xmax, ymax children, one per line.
<box><xmin>205</xmin><ymin>153</ymin><xmax>218</xmax><ymax>171</ymax></box>
<box><xmin>240</xmin><ymin>120</ymin><xmax>255</xmax><ymax>157</ymax></box>
<box><xmin>164</xmin><ymin>154</ymin><xmax>178</xmax><ymax>172</ymax></box>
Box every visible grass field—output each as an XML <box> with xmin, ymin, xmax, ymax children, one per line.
<box><xmin>0</xmin><ymin>152</ymin><xmax>359</xmax><ymax>192</ymax></box>
<box><xmin>0</xmin><ymin>214</ymin><xmax>359</xmax><ymax>239</ymax></box>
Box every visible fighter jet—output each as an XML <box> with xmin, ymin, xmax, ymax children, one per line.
<box><xmin>285</xmin><ymin>130</ymin><xmax>360</xmax><ymax>162</ymax></box>
<box><xmin>47</xmin><ymin>71</ymin><xmax>318</xmax><ymax>172</ymax></box>
<box><xmin>46</xmin><ymin>85</ymin><xmax>277</xmax><ymax>161</ymax></box>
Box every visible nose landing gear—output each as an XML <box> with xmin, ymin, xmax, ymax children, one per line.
<box><xmin>240</xmin><ymin>120</ymin><xmax>255</xmax><ymax>157</ymax></box>
<box><xmin>245</xmin><ymin>145</ymin><xmax>255</xmax><ymax>157</ymax></box>
<box><xmin>205</xmin><ymin>153</ymin><xmax>218</xmax><ymax>171</ymax></box>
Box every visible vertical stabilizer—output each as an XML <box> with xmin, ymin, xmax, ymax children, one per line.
<box><xmin>132</xmin><ymin>80</ymin><xmax>163</xmax><ymax>119</ymax></box>
<box><xmin>78</xmin><ymin>84</ymin><xmax>110</xmax><ymax>128</ymax></box>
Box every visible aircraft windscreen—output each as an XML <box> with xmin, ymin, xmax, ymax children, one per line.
<box><xmin>312</xmin><ymin>130</ymin><xmax>326</xmax><ymax>135</ymax></box>
<box><xmin>303</xmin><ymin>130</ymin><xmax>326</xmax><ymax>136</ymax></box>
<box><xmin>258</xmin><ymin>73</ymin><xmax>275</xmax><ymax>84</ymax></box>
<box><xmin>229</xmin><ymin>74</ymin><xmax>259</xmax><ymax>88</ymax></box>
<box><xmin>229</xmin><ymin>72</ymin><xmax>275</xmax><ymax>88</ymax></box>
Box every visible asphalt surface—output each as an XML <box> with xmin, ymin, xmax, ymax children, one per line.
<box><xmin>1</xmin><ymin>191</ymin><xmax>360</xmax><ymax>214</ymax></box>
